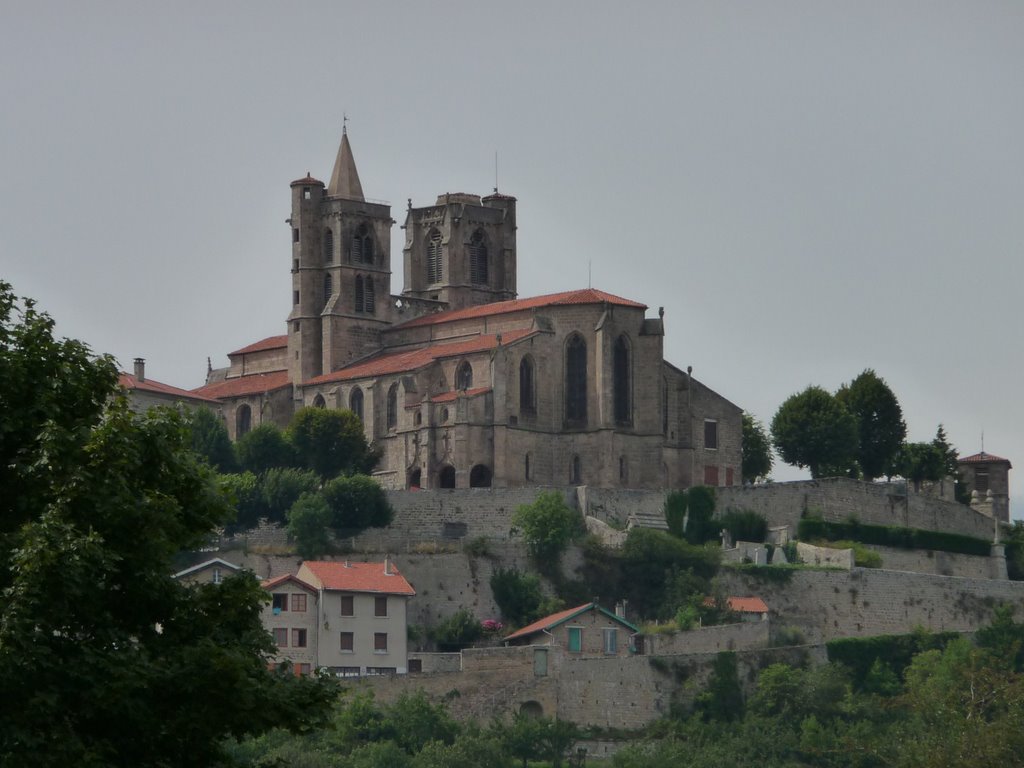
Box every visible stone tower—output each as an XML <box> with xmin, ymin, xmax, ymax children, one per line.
<box><xmin>401</xmin><ymin>190</ymin><xmax>517</xmax><ymax>311</ymax></box>
<box><xmin>287</xmin><ymin>129</ymin><xmax>394</xmax><ymax>386</ymax></box>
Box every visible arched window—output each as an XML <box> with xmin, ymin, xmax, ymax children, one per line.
<box><xmin>408</xmin><ymin>468</ymin><xmax>422</xmax><ymax>489</ymax></box>
<box><xmin>364</xmin><ymin>276</ymin><xmax>375</xmax><ymax>314</ymax></box>
<box><xmin>565</xmin><ymin>334</ymin><xmax>587</xmax><ymax>426</ymax></box>
<box><xmin>386</xmin><ymin>383</ymin><xmax>398</xmax><ymax>430</ymax></box>
<box><xmin>236</xmin><ymin>404</ymin><xmax>251</xmax><ymax>438</ymax></box>
<box><xmin>438</xmin><ymin>465</ymin><xmax>456</xmax><ymax>489</ymax></box>
<box><xmin>426</xmin><ymin>228</ymin><xmax>442</xmax><ymax>284</ymax></box>
<box><xmin>570</xmin><ymin>455</ymin><xmax>581</xmax><ymax>485</ymax></box>
<box><xmin>323</xmin><ymin>228</ymin><xmax>334</xmax><ymax>263</ymax></box>
<box><xmin>469</xmin><ymin>229</ymin><xmax>488</xmax><ymax>285</ymax></box>
<box><xmin>519</xmin><ymin>355</ymin><xmax>535</xmax><ymax>414</ymax></box>
<box><xmin>613</xmin><ymin>335</ymin><xmax>631</xmax><ymax>425</ymax></box>
<box><xmin>470</xmin><ymin>464</ymin><xmax>492</xmax><ymax>488</ymax></box>
<box><xmin>323</xmin><ymin>272</ymin><xmax>333</xmax><ymax>309</ymax></box>
<box><xmin>351</xmin><ymin>223</ymin><xmax>374</xmax><ymax>264</ymax></box>
<box><xmin>455</xmin><ymin>361</ymin><xmax>473</xmax><ymax>391</ymax></box>
<box><xmin>312</xmin><ymin>394</ymin><xmax>326</xmax><ymax>408</ymax></box>
<box><xmin>349</xmin><ymin>387</ymin><xmax>364</xmax><ymax>421</ymax></box>
<box><xmin>354</xmin><ymin>275</ymin><xmax>364</xmax><ymax>313</ymax></box>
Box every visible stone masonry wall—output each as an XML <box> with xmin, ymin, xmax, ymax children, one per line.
<box><xmin>641</xmin><ymin>620</ymin><xmax>770</xmax><ymax>656</ymax></box>
<box><xmin>866</xmin><ymin>545</ymin><xmax>998</xmax><ymax>580</ymax></box>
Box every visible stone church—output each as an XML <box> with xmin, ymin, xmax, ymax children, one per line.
<box><xmin>195</xmin><ymin>131</ymin><xmax>742</xmax><ymax>491</ymax></box>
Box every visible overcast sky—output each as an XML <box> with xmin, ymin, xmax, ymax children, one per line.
<box><xmin>2</xmin><ymin>2</ymin><xmax>1021</xmax><ymax>517</ymax></box>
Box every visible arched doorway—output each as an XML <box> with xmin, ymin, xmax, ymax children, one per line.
<box><xmin>438</xmin><ymin>465</ymin><xmax>456</xmax><ymax>489</ymax></box>
<box><xmin>408</xmin><ymin>468</ymin><xmax>421</xmax><ymax>489</ymax></box>
<box><xmin>469</xmin><ymin>464</ymin><xmax>492</xmax><ymax>488</ymax></box>
<box><xmin>519</xmin><ymin>700</ymin><xmax>543</xmax><ymax>718</ymax></box>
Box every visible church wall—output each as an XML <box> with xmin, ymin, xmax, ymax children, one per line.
<box><xmin>688</xmin><ymin>377</ymin><xmax>743</xmax><ymax>487</ymax></box>
<box><xmin>227</xmin><ymin>347</ymin><xmax>287</xmax><ymax>377</ymax></box>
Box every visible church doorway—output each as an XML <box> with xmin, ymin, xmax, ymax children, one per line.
<box><xmin>469</xmin><ymin>464</ymin><xmax>492</xmax><ymax>488</ymax></box>
<box><xmin>408</xmin><ymin>468</ymin><xmax>421</xmax><ymax>489</ymax></box>
<box><xmin>438</xmin><ymin>465</ymin><xmax>456</xmax><ymax>489</ymax></box>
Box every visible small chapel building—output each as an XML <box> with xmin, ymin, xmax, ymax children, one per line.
<box><xmin>194</xmin><ymin>130</ymin><xmax>742</xmax><ymax>491</ymax></box>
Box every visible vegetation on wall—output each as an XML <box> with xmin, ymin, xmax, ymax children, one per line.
<box><xmin>798</xmin><ymin>517</ymin><xmax>991</xmax><ymax>556</ymax></box>
<box><xmin>511</xmin><ymin>491</ymin><xmax>581</xmax><ymax>561</ymax></box>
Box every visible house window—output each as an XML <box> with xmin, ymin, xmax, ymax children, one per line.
<box><xmin>291</xmin><ymin>629</ymin><xmax>307</xmax><ymax>648</ymax></box>
<box><xmin>236</xmin><ymin>405</ymin><xmax>252</xmax><ymax>438</ymax></box>
<box><xmin>704</xmin><ymin>465</ymin><xmax>719</xmax><ymax>486</ymax></box>
<box><xmin>603</xmin><ymin>628</ymin><xmax>618</xmax><ymax>654</ymax></box>
<box><xmin>296</xmin><ymin>663</ymin><xmax>312</xmax><ymax>676</ymax></box>
<box><xmin>273</xmin><ymin>628</ymin><xmax>288</xmax><ymax>647</ymax></box>
<box><xmin>975</xmin><ymin>469</ymin><xmax>990</xmax><ymax>493</ymax></box>
<box><xmin>291</xmin><ymin>594</ymin><xmax>307</xmax><ymax>612</ymax></box>
<box><xmin>565</xmin><ymin>334</ymin><xmax>587</xmax><ymax>426</ymax></box>
<box><xmin>374</xmin><ymin>596</ymin><xmax>388</xmax><ymax>617</ymax></box>
<box><xmin>340</xmin><ymin>632</ymin><xmax>354</xmax><ymax>652</ymax></box>
<box><xmin>408</xmin><ymin>659</ymin><xmax>423</xmax><ymax>673</ymax></box>
<box><xmin>323</xmin><ymin>228</ymin><xmax>334</xmax><ymax>263</ymax></box>
<box><xmin>387</xmin><ymin>383</ymin><xmax>398</xmax><ymax>430</ymax></box>
<box><xmin>211</xmin><ymin>568</ymin><xmax>223</xmax><ymax>584</ymax></box>
<box><xmin>349</xmin><ymin>387</ymin><xmax>364</xmax><ymax>421</ymax></box>
<box><xmin>272</xmin><ymin>593</ymin><xmax>288</xmax><ymax>612</ymax></box>
<box><xmin>341</xmin><ymin>595</ymin><xmax>354</xmax><ymax>617</ymax></box>
<box><xmin>374</xmin><ymin>632</ymin><xmax>388</xmax><ymax>653</ymax></box>
<box><xmin>568</xmin><ymin>627</ymin><xmax>582</xmax><ymax>653</ymax></box>
<box><xmin>726</xmin><ymin>467</ymin><xmax>734</xmax><ymax>486</ymax></box>
<box><xmin>455</xmin><ymin>361</ymin><xmax>473</xmax><ymax>391</ymax></box>
<box><xmin>426</xmin><ymin>228</ymin><xmax>442</xmax><ymax>283</ymax></box>
<box><xmin>704</xmin><ymin>420</ymin><xmax>718</xmax><ymax>450</ymax></box>
<box><xmin>469</xmin><ymin>229</ymin><xmax>488</xmax><ymax>285</ymax></box>
<box><xmin>519</xmin><ymin>356</ymin><xmax>535</xmax><ymax>414</ymax></box>
<box><xmin>366</xmin><ymin>667</ymin><xmax>396</xmax><ymax>676</ymax></box>
<box><xmin>613</xmin><ymin>335</ymin><xmax>631</xmax><ymax>425</ymax></box>
<box><xmin>323</xmin><ymin>272</ymin><xmax>333</xmax><ymax>308</ymax></box>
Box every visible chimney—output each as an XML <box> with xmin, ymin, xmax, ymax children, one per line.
<box><xmin>615</xmin><ymin>600</ymin><xmax>627</xmax><ymax>619</ymax></box>
<box><xmin>133</xmin><ymin>358</ymin><xmax>145</xmax><ymax>382</ymax></box>
<box><xmin>383</xmin><ymin>555</ymin><xmax>392</xmax><ymax>575</ymax></box>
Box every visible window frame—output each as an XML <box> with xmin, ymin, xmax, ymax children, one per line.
<box><xmin>340</xmin><ymin>631</ymin><xmax>354</xmax><ymax>652</ymax></box>
<box><xmin>272</xmin><ymin>593</ymin><xmax>288</xmax><ymax>613</ymax></box>
<box><xmin>373</xmin><ymin>632</ymin><xmax>388</xmax><ymax>654</ymax></box>
<box><xmin>567</xmin><ymin>626</ymin><xmax>582</xmax><ymax>653</ymax></box>
<box><xmin>273</xmin><ymin>627</ymin><xmax>288</xmax><ymax>647</ymax></box>
<box><xmin>291</xmin><ymin>593</ymin><xmax>307</xmax><ymax>612</ymax></box>
<box><xmin>340</xmin><ymin>594</ymin><xmax>354</xmax><ymax>617</ymax></box>
<box><xmin>374</xmin><ymin>596</ymin><xmax>388</xmax><ymax>618</ymax></box>
<box><xmin>291</xmin><ymin>628</ymin><xmax>307</xmax><ymax>648</ymax></box>
<box><xmin>704</xmin><ymin>420</ymin><xmax>718</xmax><ymax>450</ymax></box>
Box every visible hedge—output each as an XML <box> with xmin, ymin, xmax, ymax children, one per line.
<box><xmin>827</xmin><ymin>632</ymin><xmax>960</xmax><ymax>691</ymax></box>
<box><xmin>798</xmin><ymin>517</ymin><xmax>991</xmax><ymax>557</ymax></box>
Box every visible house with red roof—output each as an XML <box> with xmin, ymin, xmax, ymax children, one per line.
<box><xmin>295</xmin><ymin>558</ymin><xmax>416</xmax><ymax>676</ymax></box>
<box><xmin>504</xmin><ymin>602</ymin><xmax>639</xmax><ymax>657</ymax></box>
<box><xmin>261</xmin><ymin>573</ymin><xmax>320</xmax><ymax>675</ymax></box>
<box><xmin>192</xmin><ymin>129</ymin><xmax>742</xmax><ymax>491</ymax></box>
<box><xmin>119</xmin><ymin>358</ymin><xmax>220</xmax><ymax>413</ymax></box>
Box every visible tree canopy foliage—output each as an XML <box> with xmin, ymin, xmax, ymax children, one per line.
<box><xmin>188</xmin><ymin>406</ymin><xmax>238</xmax><ymax>473</ymax></box>
<box><xmin>512</xmin><ymin>491</ymin><xmax>581</xmax><ymax>561</ymax></box>
<box><xmin>0</xmin><ymin>282</ymin><xmax>334</xmax><ymax>766</ymax></box>
<box><xmin>289</xmin><ymin>407</ymin><xmax>380</xmax><ymax>479</ymax></box>
<box><xmin>836</xmin><ymin>369</ymin><xmax>906</xmax><ymax>480</ymax></box>
<box><xmin>741</xmin><ymin>412</ymin><xmax>773</xmax><ymax>483</ymax></box>
<box><xmin>771</xmin><ymin>385</ymin><xmax>859</xmax><ymax>478</ymax></box>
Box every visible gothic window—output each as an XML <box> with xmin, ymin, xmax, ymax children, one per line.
<box><xmin>351</xmin><ymin>223</ymin><xmax>374</xmax><ymax>264</ymax></box>
<box><xmin>354</xmin><ymin>275</ymin><xmax>364</xmax><ymax>313</ymax></box>
<box><xmin>364</xmin><ymin>276</ymin><xmax>375</xmax><ymax>314</ymax></box>
<box><xmin>323</xmin><ymin>272</ymin><xmax>333</xmax><ymax>309</ymax></box>
<box><xmin>469</xmin><ymin>229</ymin><xmax>488</xmax><ymax>285</ymax></box>
<box><xmin>236</xmin><ymin>404</ymin><xmax>251</xmax><ymax>438</ymax></box>
<box><xmin>455</xmin><ymin>361</ymin><xmax>473</xmax><ymax>391</ymax></box>
<box><xmin>312</xmin><ymin>394</ymin><xmax>326</xmax><ymax>408</ymax></box>
<box><xmin>519</xmin><ymin>355</ymin><xmax>535</xmax><ymax>414</ymax></box>
<box><xmin>386</xmin><ymin>383</ymin><xmax>398</xmax><ymax>430</ymax></box>
<box><xmin>613</xmin><ymin>335</ymin><xmax>631</xmax><ymax>426</ymax></box>
<box><xmin>565</xmin><ymin>334</ymin><xmax>587</xmax><ymax>426</ymax></box>
<box><xmin>426</xmin><ymin>229</ymin><xmax>442</xmax><ymax>284</ymax></box>
<box><xmin>470</xmin><ymin>464</ymin><xmax>492</xmax><ymax>488</ymax></box>
<box><xmin>349</xmin><ymin>387</ymin><xmax>364</xmax><ymax>421</ymax></box>
<box><xmin>408</xmin><ymin>468</ymin><xmax>421</xmax><ymax>489</ymax></box>
<box><xmin>323</xmin><ymin>229</ymin><xmax>334</xmax><ymax>263</ymax></box>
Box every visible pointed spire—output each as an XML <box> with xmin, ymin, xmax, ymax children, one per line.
<box><xmin>327</xmin><ymin>127</ymin><xmax>365</xmax><ymax>201</ymax></box>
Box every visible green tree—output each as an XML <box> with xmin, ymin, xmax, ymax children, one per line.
<box><xmin>490</xmin><ymin>568</ymin><xmax>546</xmax><ymax>627</ymax></box>
<box><xmin>414</xmin><ymin>731</ymin><xmax>511</xmax><ymax>768</ymax></box>
<box><xmin>0</xmin><ymin>282</ymin><xmax>335</xmax><ymax>766</ymax></box>
<box><xmin>896</xmin><ymin>441</ymin><xmax>945</xmax><ymax>492</ymax></box>
<box><xmin>187</xmin><ymin>406</ymin><xmax>237</xmax><ymax>472</ymax></box>
<box><xmin>321</xmin><ymin>474</ymin><xmax>393</xmax><ymax>532</ymax></box>
<box><xmin>835</xmin><ymin>369</ymin><xmax>906</xmax><ymax>480</ymax></box>
<box><xmin>664</xmin><ymin>486</ymin><xmax>717</xmax><ymax>544</ymax></box>
<box><xmin>431</xmin><ymin>609</ymin><xmax>484</xmax><ymax>651</ymax></box>
<box><xmin>288</xmin><ymin>407</ymin><xmax>379</xmax><ymax>479</ymax></box>
<box><xmin>262</xmin><ymin>466</ymin><xmax>320</xmax><ymax>523</ymax></box>
<box><xmin>694</xmin><ymin>651</ymin><xmax>744</xmax><ymax>722</ymax></box>
<box><xmin>288</xmin><ymin>492</ymin><xmax>335</xmax><ymax>559</ymax></box>
<box><xmin>220</xmin><ymin>470</ymin><xmax>266</xmax><ymax>531</ymax></box>
<box><xmin>512</xmin><ymin>491</ymin><xmax>581</xmax><ymax>561</ymax></box>
<box><xmin>236</xmin><ymin>423</ymin><xmax>295</xmax><ymax>474</ymax></box>
<box><xmin>741</xmin><ymin>412</ymin><xmax>773</xmax><ymax>483</ymax></box>
<box><xmin>771</xmin><ymin>385</ymin><xmax>859</xmax><ymax>478</ymax></box>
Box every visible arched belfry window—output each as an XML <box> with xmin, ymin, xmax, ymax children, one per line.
<box><xmin>236</xmin><ymin>404</ymin><xmax>251</xmax><ymax>438</ymax></box>
<box><xmin>519</xmin><ymin>355</ymin><xmax>536</xmax><ymax>414</ymax></box>
<box><xmin>386</xmin><ymin>383</ymin><xmax>398</xmax><ymax>430</ymax></box>
<box><xmin>426</xmin><ymin>229</ymin><xmax>442</xmax><ymax>284</ymax></box>
<box><xmin>455</xmin><ymin>361</ymin><xmax>473</xmax><ymax>391</ymax></box>
<box><xmin>565</xmin><ymin>334</ymin><xmax>587</xmax><ymax>426</ymax></box>
<box><xmin>364</xmin><ymin>276</ymin><xmax>375</xmax><ymax>314</ymax></box>
<box><xmin>323</xmin><ymin>272</ymin><xmax>333</xmax><ymax>309</ymax></box>
<box><xmin>354</xmin><ymin>275</ymin><xmax>364</xmax><ymax>313</ymax></box>
<box><xmin>323</xmin><ymin>229</ymin><xmax>334</xmax><ymax>263</ymax></box>
<box><xmin>469</xmin><ymin>229</ymin><xmax>488</xmax><ymax>285</ymax></box>
<box><xmin>613</xmin><ymin>334</ymin><xmax>631</xmax><ymax>425</ymax></box>
<box><xmin>350</xmin><ymin>387</ymin><xmax>364</xmax><ymax>421</ymax></box>
<box><xmin>352</xmin><ymin>223</ymin><xmax>374</xmax><ymax>264</ymax></box>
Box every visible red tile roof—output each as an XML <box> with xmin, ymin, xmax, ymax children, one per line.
<box><xmin>429</xmin><ymin>387</ymin><xmax>491</xmax><ymax>403</ymax></box>
<box><xmin>704</xmin><ymin>596</ymin><xmax>769</xmax><ymax>614</ymax></box>
<box><xmin>959</xmin><ymin>452</ymin><xmax>1012</xmax><ymax>467</ymax></box>
<box><xmin>503</xmin><ymin>602</ymin><xmax>639</xmax><ymax>641</ymax></box>
<box><xmin>192</xmin><ymin>370</ymin><xmax>291</xmax><ymax>399</ymax></box>
<box><xmin>119</xmin><ymin>373</ymin><xmax>220</xmax><ymax>403</ymax></box>
<box><xmin>229</xmin><ymin>335</ymin><xmax>288</xmax><ymax>356</ymax></box>
<box><xmin>261</xmin><ymin>573</ymin><xmax>317</xmax><ymax>593</ymax></box>
<box><xmin>301</xmin><ymin>560</ymin><xmax>416</xmax><ymax>595</ymax></box>
<box><xmin>305</xmin><ymin>329</ymin><xmax>535</xmax><ymax>386</ymax></box>
<box><xmin>291</xmin><ymin>173</ymin><xmax>324</xmax><ymax>187</ymax></box>
<box><xmin>394</xmin><ymin>288</ymin><xmax>647</xmax><ymax>330</ymax></box>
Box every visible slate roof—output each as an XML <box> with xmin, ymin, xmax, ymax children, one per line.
<box><xmin>192</xmin><ymin>370</ymin><xmax>291</xmax><ymax>399</ymax></box>
<box><xmin>119</xmin><ymin>373</ymin><xmax>220</xmax><ymax>404</ymax></box>
<box><xmin>301</xmin><ymin>561</ymin><xmax>416</xmax><ymax>596</ymax></box>
<box><xmin>229</xmin><ymin>335</ymin><xmax>288</xmax><ymax>356</ymax></box>
<box><xmin>394</xmin><ymin>288</ymin><xmax>647</xmax><ymax>330</ymax></box>
<box><xmin>504</xmin><ymin>602</ymin><xmax>639</xmax><ymax>642</ymax></box>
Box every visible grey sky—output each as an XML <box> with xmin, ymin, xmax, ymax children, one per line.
<box><xmin>3</xmin><ymin>2</ymin><xmax>1021</xmax><ymax>517</ymax></box>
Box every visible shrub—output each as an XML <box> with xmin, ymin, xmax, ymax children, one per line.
<box><xmin>826</xmin><ymin>631</ymin><xmax>960</xmax><ymax>691</ymax></box>
<box><xmin>463</xmin><ymin>536</ymin><xmax>491</xmax><ymax>558</ymax></box>
<box><xmin>512</xmin><ymin>491</ymin><xmax>580</xmax><ymax>561</ymax></box>
<box><xmin>825</xmin><ymin>539</ymin><xmax>883</xmax><ymax>568</ymax></box>
<box><xmin>431</xmin><ymin>609</ymin><xmax>483</xmax><ymax>652</ymax></box>
<box><xmin>490</xmin><ymin>568</ymin><xmax>544</xmax><ymax>627</ymax></box>
<box><xmin>664</xmin><ymin>487</ymin><xmax>718</xmax><ymax>544</ymax></box>
<box><xmin>716</xmin><ymin>509</ymin><xmax>768</xmax><ymax>543</ymax></box>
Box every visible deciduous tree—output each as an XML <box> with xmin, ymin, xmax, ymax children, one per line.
<box><xmin>289</xmin><ymin>407</ymin><xmax>379</xmax><ymax>479</ymax></box>
<box><xmin>512</xmin><ymin>491</ymin><xmax>581</xmax><ymax>561</ymax></box>
<box><xmin>835</xmin><ymin>369</ymin><xmax>906</xmax><ymax>480</ymax></box>
<box><xmin>741</xmin><ymin>412</ymin><xmax>773</xmax><ymax>483</ymax></box>
<box><xmin>771</xmin><ymin>386</ymin><xmax>858</xmax><ymax>478</ymax></box>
